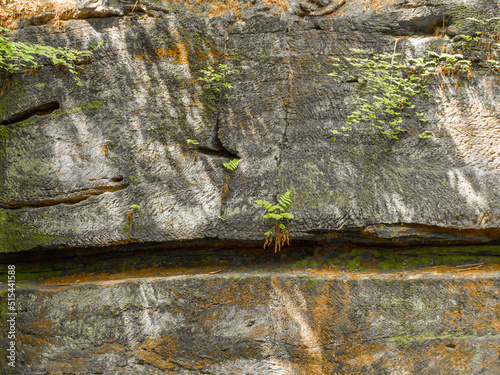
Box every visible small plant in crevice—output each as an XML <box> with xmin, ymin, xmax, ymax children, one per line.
<box><xmin>419</xmin><ymin>130</ymin><xmax>433</xmax><ymax>139</ymax></box>
<box><xmin>221</xmin><ymin>159</ymin><xmax>239</xmax><ymax>202</ymax></box>
<box><xmin>254</xmin><ymin>189</ymin><xmax>294</xmax><ymax>252</ymax></box>
<box><xmin>91</xmin><ymin>39</ymin><xmax>105</xmax><ymax>51</ymax></box>
<box><xmin>121</xmin><ymin>223</ymin><xmax>130</xmax><ymax>239</ymax></box>
<box><xmin>129</xmin><ymin>204</ymin><xmax>141</xmax><ymax>212</ymax></box>
<box><xmin>122</xmin><ymin>204</ymin><xmax>140</xmax><ymax>239</ymax></box>
<box><xmin>197</xmin><ymin>62</ymin><xmax>238</xmax><ymax>113</ymax></box>
<box><xmin>198</xmin><ymin>63</ymin><xmax>237</xmax><ymax>93</ymax></box>
<box><xmin>223</xmin><ymin>158</ymin><xmax>239</xmax><ymax>171</ymax></box>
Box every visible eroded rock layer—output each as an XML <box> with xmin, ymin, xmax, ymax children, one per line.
<box><xmin>2</xmin><ymin>245</ymin><xmax>500</xmax><ymax>374</ymax></box>
<box><xmin>0</xmin><ymin>0</ymin><xmax>500</xmax><ymax>251</ymax></box>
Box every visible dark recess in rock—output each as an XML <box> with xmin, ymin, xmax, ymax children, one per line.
<box><xmin>0</xmin><ymin>185</ymin><xmax>127</xmax><ymax>209</ymax></box>
<box><xmin>0</xmin><ymin>101</ymin><xmax>60</xmax><ymax>125</ymax></box>
<box><xmin>398</xmin><ymin>15</ymin><xmax>450</xmax><ymax>35</ymax></box>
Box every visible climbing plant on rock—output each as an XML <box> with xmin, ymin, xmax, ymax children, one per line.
<box><xmin>197</xmin><ymin>63</ymin><xmax>237</xmax><ymax>112</ymax></box>
<box><xmin>0</xmin><ymin>26</ymin><xmax>91</xmax><ymax>84</ymax></box>
<box><xmin>330</xmin><ymin>18</ymin><xmax>500</xmax><ymax>140</ymax></box>
<box><xmin>330</xmin><ymin>49</ymin><xmax>429</xmax><ymax>139</ymax></box>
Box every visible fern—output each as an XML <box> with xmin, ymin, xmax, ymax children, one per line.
<box><xmin>254</xmin><ymin>189</ymin><xmax>294</xmax><ymax>252</ymax></box>
<box><xmin>223</xmin><ymin>158</ymin><xmax>239</xmax><ymax>171</ymax></box>
<box><xmin>129</xmin><ymin>204</ymin><xmax>140</xmax><ymax>212</ymax></box>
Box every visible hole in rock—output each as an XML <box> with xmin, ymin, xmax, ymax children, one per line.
<box><xmin>0</xmin><ymin>101</ymin><xmax>60</xmax><ymax>125</ymax></box>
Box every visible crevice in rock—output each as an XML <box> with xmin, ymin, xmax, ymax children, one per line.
<box><xmin>0</xmin><ymin>101</ymin><xmax>60</xmax><ymax>125</ymax></box>
<box><xmin>197</xmin><ymin>144</ymin><xmax>238</xmax><ymax>159</ymax></box>
<box><xmin>397</xmin><ymin>15</ymin><xmax>450</xmax><ymax>36</ymax></box>
<box><xmin>195</xmin><ymin>117</ymin><xmax>239</xmax><ymax>159</ymax></box>
<box><xmin>274</xmin><ymin>35</ymin><xmax>293</xmax><ymax>199</ymax></box>
<box><xmin>0</xmin><ymin>185</ymin><xmax>127</xmax><ymax>209</ymax></box>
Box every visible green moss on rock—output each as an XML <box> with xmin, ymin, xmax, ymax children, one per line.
<box><xmin>0</xmin><ymin>210</ymin><xmax>64</xmax><ymax>253</ymax></box>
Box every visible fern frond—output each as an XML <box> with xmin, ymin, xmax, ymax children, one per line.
<box><xmin>254</xmin><ymin>200</ymin><xmax>274</xmax><ymax>211</ymax></box>
<box><xmin>223</xmin><ymin>158</ymin><xmax>240</xmax><ymax>171</ymax></box>
<box><xmin>256</xmin><ymin>188</ymin><xmax>294</xmax><ymax>251</ymax></box>
<box><xmin>263</xmin><ymin>213</ymin><xmax>283</xmax><ymax>220</ymax></box>
<box><xmin>277</xmin><ymin>189</ymin><xmax>292</xmax><ymax>209</ymax></box>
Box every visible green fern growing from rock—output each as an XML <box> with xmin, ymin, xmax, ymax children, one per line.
<box><xmin>223</xmin><ymin>158</ymin><xmax>239</xmax><ymax>171</ymax></box>
<box><xmin>255</xmin><ymin>189</ymin><xmax>294</xmax><ymax>252</ymax></box>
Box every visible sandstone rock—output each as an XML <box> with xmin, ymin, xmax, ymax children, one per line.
<box><xmin>0</xmin><ymin>0</ymin><xmax>499</xmax><ymax>252</ymax></box>
<box><xmin>1</xmin><ymin>2</ymin><xmax>500</xmax><ymax>371</ymax></box>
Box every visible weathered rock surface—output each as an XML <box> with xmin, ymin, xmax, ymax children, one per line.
<box><xmin>1</xmin><ymin>0</ymin><xmax>500</xmax><ymax>374</ymax></box>
<box><xmin>2</xmin><ymin>246</ymin><xmax>500</xmax><ymax>374</ymax></box>
<box><xmin>0</xmin><ymin>0</ymin><xmax>500</xmax><ymax>251</ymax></box>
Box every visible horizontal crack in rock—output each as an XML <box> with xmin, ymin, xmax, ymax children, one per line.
<box><xmin>0</xmin><ymin>185</ymin><xmax>127</xmax><ymax>209</ymax></box>
<box><xmin>0</xmin><ymin>101</ymin><xmax>60</xmax><ymax>126</ymax></box>
<box><xmin>197</xmin><ymin>146</ymin><xmax>238</xmax><ymax>159</ymax></box>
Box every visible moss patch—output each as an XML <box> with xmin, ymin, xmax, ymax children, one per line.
<box><xmin>0</xmin><ymin>210</ymin><xmax>64</xmax><ymax>253</ymax></box>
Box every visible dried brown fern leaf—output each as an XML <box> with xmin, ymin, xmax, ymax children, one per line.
<box><xmin>0</xmin><ymin>71</ymin><xmax>9</xmax><ymax>99</ymax></box>
<box><xmin>126</xmin><ymin>210</ymin><xmax>133</xmax><ymax>233</ymax></box>
<box><xmin>466</xmin><ymin>67</ymin><xmax>472</xmax><ymax>80</ymax></box>
<box><xmin>221</xmin><ymin>176</ymin><xmax>230</xmax><ymax>201</ymax></box>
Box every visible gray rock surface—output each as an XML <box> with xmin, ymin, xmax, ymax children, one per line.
<box><xmin>6</xmin><ymin>263</ymin><xmax>500</xmax><ymax>374</ymax></box>
<box><xmin>1</xmin><ymin>0</ymin><xmax>500</xmax><ymax>252</ymax></box>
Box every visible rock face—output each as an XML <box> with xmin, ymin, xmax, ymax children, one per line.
<box><xmin>3</xmin><ymin>246</ymin><xmax>500</xmax><ymax>374</ymax></box>
<box><xmin>1</xmin><ymin>0</ymin><xmax>500</xmax><ymax>373</ymax></box>
<box><xmin>11</xmin><ymin>269</ymin><xmax>500</xmax><ymax>374</ymax></box>
<box><xmin>1</xmin><ymin>0</ymin><xmax>500</xmax><ymax>251</ymax></box>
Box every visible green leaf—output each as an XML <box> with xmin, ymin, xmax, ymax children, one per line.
<box><xmin>254</xmin><ymin>200</ymin><xmax>274</xmax><ymax>211</ymax></box>
<box><xmin>223</xmin><ymin>158</ymin><xmax>240</xmax><ymax>171</ymax></box>
<box><xmin>263</xmin><ymin>213</ymin><xmax>283</xmax><ymax>220</ymax></box>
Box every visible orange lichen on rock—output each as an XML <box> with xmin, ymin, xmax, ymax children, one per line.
<box><xmin>156</xmin><ymin>47</ymin><xmax>170</xmax><ymax>59</ymax></box>
<box><xmin>0</xmin><ymin>0</ymin><xmax>76</xmax><ymax>29</ymax></box>
<box><xmin>135</xmin><ymin>336</ymin><xmax>178</xmax><ymax>371</ymax></box>
<box><xmin>358</xmin><ymin>0</ymin><xmax>397</xmax><ymax>13</ymax></box>
<box><xmin>174</xmin><ymin>41</ymin><xmax>190</xmax><ymax>64</ymax></box>
<box><xmin>208</xmin><ymin>0</ymin><xmax>242</xmax><ymax>18</ymax></box>
<box><xmin>263</xmin><ymin>0</ymin><xmax>290</xmax><ymax>15</ymax></box>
